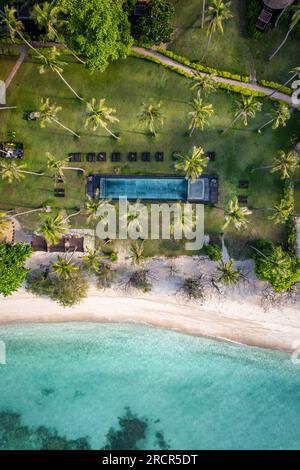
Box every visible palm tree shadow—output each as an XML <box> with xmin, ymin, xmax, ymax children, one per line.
<box><xmin>124</xmin><ymin>129</ymin><xmax>150</xmax><ymax>137</ymax></box>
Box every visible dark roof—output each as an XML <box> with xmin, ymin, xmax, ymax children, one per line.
<box><xmin>49</xmin><ymin>239</ymin><xmax>65</xmax><ymax>253</ymax></box>
<box><xmin>31</xmin><ymin>235</ymin><xmax>47</xmax><ymax>252</ymax></box>
<box><xmin>263</xmin><ymin>0</ymin><xmax>294</xmax><ymax>10</ymax></box>
<box><xmin>65</xmin><ymin>236</ymin><xmax>84</xmax><ymax>252</ymax></box>
<box><xmin>31</xmin><ymin>235</ymin><xmax>85</xmax><ymax>252</ymax></box>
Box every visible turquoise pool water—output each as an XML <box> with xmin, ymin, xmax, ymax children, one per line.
<box><xmin>101</xmin><ymin>177</ymin><xmax>188</xmax><ymax>200</ymax></box>
<box><xmin>0</xmin><ymin>323</ymin><xmax>300</xmax><ymax>450</ymax></box>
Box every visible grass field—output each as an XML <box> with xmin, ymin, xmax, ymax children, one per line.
<box><xmin>0</xmin><ymin>54</ymin><xmax>18</xmax><ymax>81</ymax></box>
<box><xmin>169</xmin><ymin>0</ymin><xmax>300</xmax><ymax>83</ymax></box>
<box><xmin>0</xmin><ymin>52</ymin><xmax>299</xmax><ymax>257</ymax></box>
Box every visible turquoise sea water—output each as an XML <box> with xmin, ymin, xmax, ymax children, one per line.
<box><xmin>0</xmin><ymin>323</ymin><xmax>300</xmax><ymax>450</ymax></box>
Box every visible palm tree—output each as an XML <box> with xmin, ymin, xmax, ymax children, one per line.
<box><xmin>31</xmin><ymin>0</ymin><xmax>86</xmax><ymax>64</ymax></box>
<box><xmin>223</xmin><ymin>196</ymin><xmax>252</xmax><ymax>231</ymax></box>
<box><xmin>257</xmin><ymin>104</ymin><xmax>291</xmax><ymax>133</ymax></box>
<box><xmin>137</xmin><ymin>101</ymin><xmax>164</xmax><ymax>137</ymax></box>
<box><xmin>85</xmin><ymin>193</ymin><xmax>111</xmax><ymax>224</ymax></box>
<box><xmin>31</xmin><ymin>0</ymin><xmax>63</xmax><ymax>41</ymax></box>
<box><xmin>271</xmin><ymin>150</ymin><xmax>299</xmax><ymax>180</ymax></box>
<box><xmin>47</xmin><ymin>153</ymin><xmax>85</xmax><ymax>181</ymax></box>
<box><xmin>82</xmin><ymin>249</ymin><xmax>102</xmax><ymax>273</ymax></box>
<box><xmin>0</xmin><ymin>6</ymin><xmax>44</xmax><ymax>59</ymax></box>
<box><xmin>51</xmin><ymin>253</ymin><xmax>79</xmax><ymax>279</ymax></box>
<box><xmin>216</xmin><ymin>259</ymin><xmax>241</xmax><ymax>286</ymax></box>
<box><xmin>129</xmin><ymin>241</ymin><xmax>145</xmax><ymax>266</ymax></box>
<box><xmin>190</xmin><ymin>73</ymin><xmax>217</xmax><ymax>97</ymax></box>
<box><xmin>269</xmin><ymin>192</ymin><xmax>294</xmax><ymax>224</ymax></box>
<box><xmin>202</xmin><ymin>0</ymin><xmax>233</xmax><ymax>60</ymax></box>
<box><xmin>222</xmin><ymin>95</ymin><xmax>262</xmax><ymax>134</ymax></box>
<box><xmin>36</xmin><ymin>212</ymin><xmax>70</xmax><ymax>245</ymax></box>
<box><xmin>188</xmin><ymin>98</ymin><xmax>214</xmax><ymax>135</ymax></box>
<box><xmin>0</xmin><ymin>160</ymin><xmax>44</xmax><ymax>183</ymax></box>
<box><xmin>38</xmin><ymin>47</ymin><xmax>83</xmax><ymax>100</ymax></box>
<box><xmin>37</xmin><ymin>98</ymin><xmax>80</xmax><ymax>138</ymax></box>
<box><xmin>85</xmin><ymin>98</ymin><xmax>120</xmax><ymax>140</ymax></box>
<box><xmin>175</xmin><ymin>146</ymin><xmax>209</xmax><ymax>180</ymax></box>
<box><xmin>269</xmin><ymin>4</ymin><xmax>300</xmax><ymax>60</ymax></box>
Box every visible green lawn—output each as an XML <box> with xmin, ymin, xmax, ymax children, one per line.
<box><xmin>0</xmin><ymin>53</ymin><xmax>19</xmax><ymax>81</ymax></box>
<box><xmin>0</xmin><ymin>53</ymin><xmax>298</xmax><ymax>257</ymax></box>
<box><xmin>169</xmin><ymin>0</ymin><xmax>300</xmax><ymax>83</ymax></box>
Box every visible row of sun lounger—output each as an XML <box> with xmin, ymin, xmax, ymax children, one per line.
<box><xmin>238</xmin><ymin>180</ymin><xmax>249</xmax><ymax>204</ymax></box>
<box><xmin>69</xmin><ymin>152</ymin><xmax>165</xmax><ymax>163</ymax></box>
<box><xmin>69</xmin><ymin>151</ymin><xmax>218</xmax><ymax>163</ymax></box>
<box><xmin>54</xmin><ymin>188</ymin><xmax>65</xmax><ymax>198</ymax></box>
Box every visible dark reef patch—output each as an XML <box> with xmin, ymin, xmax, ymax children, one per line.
<box><xmin>0</xmin><ymin>411</ymin><xmax>91</xmax><ymax>450</ymax></box>
<box><xmin>102</xmin><ymin>407</ymin><xmax>148</xmax><ymax>450</ymax></box>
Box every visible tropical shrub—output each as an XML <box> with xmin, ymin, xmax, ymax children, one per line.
<box><xmin>127</xmin><ymin>269</ymin><xmax>152</xmax><ymax>292</ymax></box>
<box><xmin>204</xmin><ymin>243</ymin><xmax>222</xmax><ymax>261</ymax></box>
<box><xmin>134</xmin><ymin>0</ymin><xmax>174</xmax><ymax>44</ymax></box>
<box><xmin>252</xmin><ymin>240</ymin><xmax>300</xmax><ymax>292</ymax></box>
<box><xmin>155</xmin><ymin>48</ymin><xmax>250</xmax><ymax>82</ymax></box>
<box><xmin>0</xmin><ymin>243</ymin><xmax>32</xmax><ymax>297</ymax></box>
<box><xmin>27</xmin><ymin>269</ymin><xmax>89</xmax><ymax>307</ymax></box>
<box><xmin>180</xmin><ymin>276</ymin><xmax>207</xmax><ymax>302</ymax></box>
<box><xmin>96</xmin><ymin>262</ymin><xmax>117</xmax><ymax>289</ymax></box>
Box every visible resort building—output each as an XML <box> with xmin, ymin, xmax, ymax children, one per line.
<box><xmin>256</xmin><ymin>0</ymin><xmax>295</xmax><ymax>30</ymax></box>
<box><xmin>31</xmin><ymin>235</ymin><xmax>85</xmax><ymax>253</ymax></box>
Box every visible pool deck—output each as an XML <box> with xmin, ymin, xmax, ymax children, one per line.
<box><xmin>87</xmin><ymin>174</ymin><xmax>218</xmax><ymax>205</ymax></box>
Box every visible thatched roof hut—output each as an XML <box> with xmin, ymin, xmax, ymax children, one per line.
<box><xmin>263</xmin><ymin>0</ymin><xmax>294</xmax><ymax>10</ymax></box>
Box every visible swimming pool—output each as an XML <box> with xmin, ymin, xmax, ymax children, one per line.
<box><xmin>87</xmin><ymin>174</ymin><xmax>217</xmax><ymax>204</ymax></box>
<box><xmin>101</xmin><ymin>177</ymin><xmax>188</xmax><ymax>200</ymax></box>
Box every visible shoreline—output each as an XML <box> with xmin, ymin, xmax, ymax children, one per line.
<box><xmin>0</xmin><ymin>253</ymin><xmax>299</xmax><ymax>354</ymax></box>
<box><xmin>0</xmin><ymin>287</ymin><xmax>299</xmax><ymax>353</ymax></box>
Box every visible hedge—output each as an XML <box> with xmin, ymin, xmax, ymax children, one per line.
<box><xmin>155</xmin><ymin>48</ymin><xmax>251</xmax><ymax>83</ymax></box>
<box><xmin>0</xmin><ymin>47</ymin><xmax>19</xmax><ymax>56</ymax></box>
<box><xmin>132</xmin><ymin>48</ymin><xmax>292</xmax><ymax>100</ymax></box>
<box><xmin>130</xmin><ymin>50</ymin><xmax>193</xmax><ymax>79</ymax></box>
<box><xmin>260</xmin><ymin>79</ymin><xmax>292</xmax><ymax>96</ymax></box>
<box><xmin>131</xmin><ymin>50</ymin><xmax>268</xmax><ymax>98</ymax></box>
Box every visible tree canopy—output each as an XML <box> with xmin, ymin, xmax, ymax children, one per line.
<box><xmin>0</xmin><ymin>243</ymin><xmax>32</xmax><ymax>297</ymax></box>
<box><xmin>61</xmin><ymin>0</ymin><xmax>133</xmax><ymax>72</ymax></box>
<box><xmin>252</xmin><ymin>241</ymin><xmax>300</xmax><ymax>293</ymax></box>
<box><xmin>135</xmin><ymin>0</ymin><xmax>174</xmax><ymax>44</ymax></box>
<box><xmin>27</xmin><ymin>269</ymin><xmax>89</xmax><ymax>307</ymax></box>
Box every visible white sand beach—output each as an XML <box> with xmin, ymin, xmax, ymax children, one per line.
<box><xmin>0</xmin><ymin>253</ymin><xmax>300</xmax><ymax>353</ymax></box>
